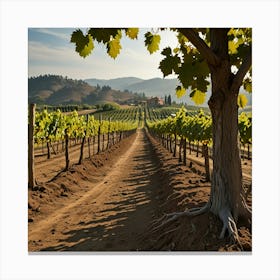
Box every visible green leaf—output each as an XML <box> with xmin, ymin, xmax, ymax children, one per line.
<box><xmin>177</xmin><ymin>33</ymin><xmax>188</xmax><ymax>45</ymax></box>
<box><xmin>159</xmin><ymin>48</ymin><xmax>181</xmax><ymax>77</ymax></box>
<box><xmin>176</xmin><ymin>86</ymin><xmax>186</xmax><ymax>98</ymax></box>
<box><xmin>243</xmin><ymin>78</ymin><xmax>252</xmax><ymax>93</ymax></box>
<box><xmin>144</xmin><ymin>32</ymin><xmax>161</xmax><ymax>54</ymax></box>
<box><xmin>161</xmin><ymin>47</ymin><xmax>172</xmax><ymax>56</ymax></box>
<box><xmin>79</xmin><ymin>36</ymin><xmax>94</xmax><ymax>58</ymax></box>
<box><xmin>177</xmin><ymin>62</ymin><xmax>195</xmax><ymax>88</ymax></box>
<box><xmin>71</xmin><ymin>30</ymin><xmax>94</xmax><ymax>58</ymax></box>
<box><xmin>190</xmin><ymin>89</ymin><xmax>206</xmax><ymax>105</ymax></box>
<box><xmin>88</xmin><ymin>28</ymin><xmax>119</xmax><ymax>43</ymax></box>
<box><xmin>125</xmin><ymin>28</ymin><xmax>139</xmax><ymax>39</ymax></box>
<box><xmin>237</xmin><ymin>94</ymin><xmax>248</xmax><ymax>108</ymax></box>
<box><xmin>107</xmin><ymin>38</ymin><xmax>122</xmax><ymax>59</ymax></box>
<box><xmin>228</xmin><ymin>40</ymin><xmax>240</xmax><ymax>54</ymax></box>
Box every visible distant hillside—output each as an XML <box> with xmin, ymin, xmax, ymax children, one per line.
<box><xmin>28</xmin><ymin>75</ymin><xmax>146</xmax><ymax>105</ymax></box>
<box><xmin>85</xmin><ymin>77</ymin><xmax>144</xmax><ymax>90</ymax></box>
<box><xmin>29</xmin><ymin>75</ymin><xmax>252</xmax><ymax>108</ymax></box>
<box><xmin>85</xmin><ymin>76</ymin><xmax>252</xmax><ymax>107</ymax></box>
<box><xmin>85</xmin><ymin>76</ymin><xmax>199</xmax><ymax>105</ymax></box>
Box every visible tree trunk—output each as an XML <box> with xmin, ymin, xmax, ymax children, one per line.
<box><xmin>207</xmin><ymin>29</ymin><xmax>250</xmax><ymax>239</ymax></box>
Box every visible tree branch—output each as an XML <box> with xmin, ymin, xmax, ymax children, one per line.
<box><xmin>230</xmin><ymin>48</ymin><xmax>252</xmax><ymax>93</ymax></box>
<box><xmin>178</xmin><ymin>28</ymin><xmax>220</xmax><ymax>66</ymax></box>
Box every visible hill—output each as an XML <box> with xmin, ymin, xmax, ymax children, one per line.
<box><xmin>28</xmin><ymin>75</ymin><xmax>146</xmax><ymax>105</ymax></box>
<box><xmin>85</xmin><ymin>76</ymin><xmax>189</xmax><ymax>102</ymax></box>
<box><xmin>85</xmin><ymin>76</ymin><xmax>252</xmax><ymax>107</ymax></box>
<box><xmin>29</xmin><ymin>75</ymin><xmax>252</xmax><ymax>108</ymax></box>
<box><xmin>86</xmin><ymin>76</ymin><xmax>212</xmax><ymax>106</ymax></box>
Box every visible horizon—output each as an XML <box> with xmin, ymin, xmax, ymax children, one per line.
<box><xmin>28</xmin><ymin>73</ymin><xmax>178</xmax><ymax>81</ymax></box>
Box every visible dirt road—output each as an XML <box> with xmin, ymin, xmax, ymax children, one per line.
<box><xmin>29</xmin><ymin>128</ymin><xmax>252</xmax><ymax>252</ymax></box>
<box><xmin>29</xmin><ymin>129</ymin><xmax>162</xmax><ymax>251</ymax></box>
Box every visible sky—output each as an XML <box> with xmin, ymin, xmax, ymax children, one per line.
<box><xmin>28</xmin><ymin>28</ymin><xmax>179</xmax><ymax>80</ymax></box>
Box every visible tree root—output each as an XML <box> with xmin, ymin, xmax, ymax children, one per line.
<box><xmin>150</xmin><ymin>202</ymin><xmax>210</xmax><ymax>233</ymax></box>
<box><xmin>149</xmin><ymin>200</ymin><xmax>248</xmax><ymax>251</ymax></box>
<box><xmin>218</xmin><ymin>208</ymin><xmax>243</xmax><ymax>250</ymax></box>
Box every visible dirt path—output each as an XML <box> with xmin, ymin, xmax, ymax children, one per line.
<box><xmin>29</xmin><ymin>129</ymin><xmax>161</xmax><ymax>251</ymax></box>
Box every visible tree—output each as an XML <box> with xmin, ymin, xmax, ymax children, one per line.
<box><xmin>167</xmin><ymin>94</ymin><xmax>172</xmax><ymax>105</ymax></box>
<box><xmin>70</xmin><ymin>28</ymin><xmax>252</xmax><ymax>243</ymax></box>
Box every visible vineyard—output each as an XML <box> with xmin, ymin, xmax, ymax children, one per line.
<box><xmin>28</xmin><ymin>104</ymin><xmax>252</xmax><ymax>252</ymax></box>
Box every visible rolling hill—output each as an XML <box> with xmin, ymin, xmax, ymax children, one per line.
<box><xmin>28</xmin><ymin>75</ymin><xmax>252</xmax><ymax>108</ymax></box>
<box><xmin>85</xmin><ymin>76</ymin><xmax>252</xmax><ymax>107</ymax></box>
<box><xmin>28</xmin><ymin>75</ymin><xmax>146</xmax><ymax>105</ymax></box>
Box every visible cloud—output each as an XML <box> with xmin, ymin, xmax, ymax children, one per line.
<box><xmin>28</xmin><ymin>28</ymin><xmax>179</xmax><ymax>80</ymax></box>
<box><xmin>34</xmin><ymin>28</ymin><xmax>72</xmax><ymax>41</ymax></box>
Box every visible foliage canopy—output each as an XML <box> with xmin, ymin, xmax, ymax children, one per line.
<box><xmin>70</xmin><ymin>28</ymin><xmax>252</xmax><ymax>106</ymax></box>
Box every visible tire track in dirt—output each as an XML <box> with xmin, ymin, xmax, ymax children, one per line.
<box><xmin>29</xmin><ymin>129</ymin><xmax>162</xmax><ymax>251</ymax></box>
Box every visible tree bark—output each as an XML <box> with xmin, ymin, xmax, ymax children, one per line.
<box><xmin>207</xmin><ymin>29</ymin><xmax>250</xmax><ymax>237</ymax></box>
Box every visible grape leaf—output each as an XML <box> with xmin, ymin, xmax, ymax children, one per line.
<box><xmin>237</xmin><ymin>94</ymin><xmax>248</xmax><ymax>108</ymax></box>
<box><xmin>190</xmin><ymin>89</ymin><xmax>206</xmax><ymax>105</ymax></box>
<box><xmin>176</xmin><ymin>86</ymin><xmax>186</xmax><ymax>98</ymax></box>
<box><xmin>71</xmin><ymin>29</ymin><xmax>94</xmax><ymax>58</ymax></box>
<box><xmin>243</xmin><ymin>78</ymin><xmax>252</xmax><ymax>93</ymax></box>
<box><xmin>159</xmin><ymin>48</ymin><xmax>181</xmax><ymax>77</ymax></box>
<box><xmin>107</xmin><ymin>38</ymin><xmax>122</xmax><ymax>59</ymax></box>
<box><xmin>228</xmin><ymin>40</ymin><xmax>239</xmax><ymax>54</ymax></box>
<box><xmin>88</xmin><ymin>28</ymin><xmax>119</xmax><ymax>43</ymax></box>
<box><xmin>125</xmin><ymin>28</ymin><xmax>139</xmax><ymax>39</ymax></box>
<box><xmin>79</xmin><ymin>36</ymin><xmax>94</xmax><ymax>58</ymax></box>
<box><xmin>144</xmin><ymin>32</ymin><xmax>161</xmax><ymax>54</ymax></box>
<box><xmin>177</xmin><ymin>62</ymin><xmax>195</xmax><ymax>88</ymax></box>
<box><xmin>161</xmin><ymin>47</ymin><xmax>172</xmax><ymax>56</ymax></box>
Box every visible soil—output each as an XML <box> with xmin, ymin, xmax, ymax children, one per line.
<box><xmin>28</xmin><ymin>128</ymin><xmax>252</xmax><ymax>252</ymax></box>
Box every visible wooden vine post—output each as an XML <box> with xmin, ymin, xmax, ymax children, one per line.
<box><xmin>78</xmin><ymin>114</ymin><xmax>88</xmax><ymax>164</ymax></box>
<box><xmin>87</xmin><ymin>115</ymin><xmax>91</xmax><ymax>158</ymax></box>
<box><xmin>65</xmin><ymin>128</ymin><xmax>70</xmax><ymax>170</ymax></box>
<box><xmin>107</xmin><ymin>117</ymin><xmax>111</xmax><ymax>149</ymax></box>
<box><xmin>202</xmin><ymin>143</ymin><xmax>210</xmax><ymax>181</ymax></box>
<box><xmin>97</xmin><ymin>114</ymin><xmax>102</xmax><ymax>154</ymax></box>
<box><xmin>28</xmin><ymin>103</ymin><xmax>36</xmax><ymax>189</ymax></box>
<box><xmin>183</xmin><ymin>138</ymin><xmax>187</xmax><ymax>166</ymax></box>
